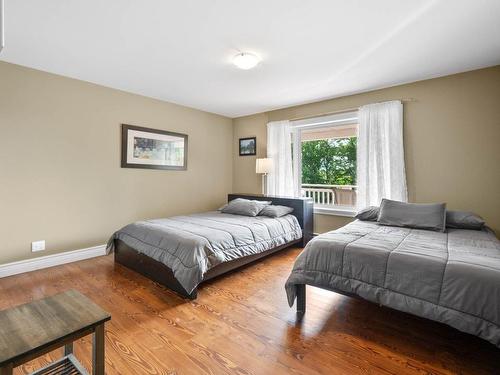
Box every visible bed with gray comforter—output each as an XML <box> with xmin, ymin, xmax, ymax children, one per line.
<box><xmin>285</xmin><ymin>220</ymin><xmax>500</xmax><ymax>347</ymax></box>
<box><xmin>108</xmin><ymin>211</ymin><xmax>302</xmax><ymax>294</ymax></box>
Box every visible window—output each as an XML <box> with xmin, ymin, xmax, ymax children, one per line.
<box><xmin>292</xmin><ymin>111</ymin><xmax>358</xmax><ymax>216</ymax></box>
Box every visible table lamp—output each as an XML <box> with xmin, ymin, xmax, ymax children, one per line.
<box><xmin>256</xmin><ymin>158</ymin><xmax>272</xmax><ymax>195</ymax></box>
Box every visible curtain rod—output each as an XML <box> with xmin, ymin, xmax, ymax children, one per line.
<box><xmin>288</xmin><ymin>98</ymin><xmax>416</xmax><ymax>122</ymax></box>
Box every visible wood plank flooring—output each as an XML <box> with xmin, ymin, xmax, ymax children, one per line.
<box><xmin>0</xmin><ymin>248</ymin><xmax>498</xmax><ymax>375</ymax></box>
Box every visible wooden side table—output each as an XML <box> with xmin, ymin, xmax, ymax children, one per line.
<box><xmin>0</xmin><ymin>290</ymin><xmax>111</xmax><ymax>375</ymax></box>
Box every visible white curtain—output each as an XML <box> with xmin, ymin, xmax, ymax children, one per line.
<box><xmin>266</xmin><ymin>120</ymin><xmax>295</xmax><ymax>197</ymax></box>
<box><xmin>357</xmin><ymin>100</ymin><xmax>407</xmax><ymax>208</ymax></box>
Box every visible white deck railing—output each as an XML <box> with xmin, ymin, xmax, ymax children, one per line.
<box><xmin>301</xmin><ymin>184</ymin><xmax>357</xmax><ymax>206</ymax></box>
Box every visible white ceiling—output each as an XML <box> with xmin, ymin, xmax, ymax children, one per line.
<box><xmin>1</xmin><ymin>0</ymin><xmax>500</xmax><ymax>118</ymax></box>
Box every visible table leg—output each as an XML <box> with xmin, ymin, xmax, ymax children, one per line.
<box><xmin>64</xmin><ymin>342</ymin><xmax>74</xmax><ymax>356</ymax></box>
<box><xmin>0</xmin><ymin>363</ymin><xmax>13</xmax><ymax>375</ymax></box>
<box><xmin>92</xmin><ymin>323</ymin><xmax>105</xmax><ymax>375</ymax></box>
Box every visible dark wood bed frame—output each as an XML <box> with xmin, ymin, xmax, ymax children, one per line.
<box><xmin>114</xmin><ymin>193</ymin><xmax>314</xmax><ymax>299</ymax></box>
<box><xmin>295</xmin><ymin>283</ymin><xmax>360</xmax><ymax>316</ymax></box>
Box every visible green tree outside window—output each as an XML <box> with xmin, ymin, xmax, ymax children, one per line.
<box><xmin>301</xmin><ymin>137</ymin><xmax>357</xmax><ymax>185</ymax></box>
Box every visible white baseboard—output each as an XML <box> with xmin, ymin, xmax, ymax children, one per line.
<box><xmin>0</xmin><ymin>244</ymin><xmax>107</xmax><ymax>278</ymax></box>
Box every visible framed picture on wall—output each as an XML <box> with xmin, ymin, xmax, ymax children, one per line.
<box><xmin>239</xmin><ymin>137</ymin><xmax>256</xmax><ymax>156</ymax></box>
<box><xmin>121</xmin><ymin>124</ymin><xmax>188</xmax><ymax>170</ymax></box>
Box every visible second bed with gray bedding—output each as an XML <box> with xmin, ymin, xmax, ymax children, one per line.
<box><xmin>285</xmin><ymin>220</ymin><xmax>500</xmax><ymax>347</ymax></box>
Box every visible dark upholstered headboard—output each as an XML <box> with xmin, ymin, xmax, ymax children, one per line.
<box><xmin>228</xmin><ymin>193</ymin><xmax>314</xmax><ymax>247</ymax></box>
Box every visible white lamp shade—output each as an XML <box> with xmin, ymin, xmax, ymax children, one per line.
<box><xmin>256</xmin><ymin>158</ymin><xmax>272</xmax><ymax>174</ymax></box>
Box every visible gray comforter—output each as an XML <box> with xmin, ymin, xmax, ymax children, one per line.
<box><xmin>108</xmin><ymin>211</ymin><xmax>302</xmax><ymax>294</ymax></box>
<box><xmin>285</xmin><ymin>220</ymin><xmax>500</xmax><ymax>347</ymax></box>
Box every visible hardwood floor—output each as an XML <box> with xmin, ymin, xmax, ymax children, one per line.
<box><xmin>0</xmin><ymin>248</ymin><xmax>498</xmax><ymax>375</ymax></box>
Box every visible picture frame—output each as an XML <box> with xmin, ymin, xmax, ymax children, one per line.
<box><xmin>239</xmin><ymin>137</ymin><xmax>256</xmax><ymax>156</ymax></box>
<box><xmin>121</xmin><ymin>124</ymin><xmax>188</xmax><ymax>170</ymax></box>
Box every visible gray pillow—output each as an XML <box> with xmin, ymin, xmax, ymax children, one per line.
<box><xmin>355</xmin><ymin>206</ymin><xmax>379</xmax><ymax>221</ymax></box>
<box><xmin>258</xmin><ymin>205</ymin><xmax>294</xmax><ymax>218</ymax></box>
<box><xmin>221</xmin><ymin>198</ymin><xmax>271</xmax><ymax>217</ymax></box>
<box><xmin>378</xmin><ymin>199</ymin><xmax>447</xmax><ymax>232</ymax></box>
<box><xmin>446</xmin><ymin>210</ymin><xmax>485</xmax><ymax>230</ymax></box>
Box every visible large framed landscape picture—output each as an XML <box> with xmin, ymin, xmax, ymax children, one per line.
<box><xmin>239</xmin><ymin>137</ymin><xmax>256</xmax><ymax>156</ymax></box>
<box><xmin>121</xmin><ymin>124</ymin><xmax>188</xmax><ymax>170</ymax></box>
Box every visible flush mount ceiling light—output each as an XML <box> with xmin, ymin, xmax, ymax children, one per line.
<box><xmin>233</xmin><ymin>52</ymin><xmax>260</xmax><ymax>70</ymax></box>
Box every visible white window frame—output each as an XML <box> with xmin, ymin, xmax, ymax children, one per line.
<box><xmin>291</xmin><ymin>111</ymin><xmax>359</xmax><ymax>217</ymax></box>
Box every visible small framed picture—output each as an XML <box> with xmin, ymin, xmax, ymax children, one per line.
<box><xmin>239</xmin><ymin>137</ymin><xmax>256</xmax><ymax>156</ymax></box>
<box><xmin>121</xmin><ymin>124</ymin><xmax>188</xmax><ymax>170</ymax></box>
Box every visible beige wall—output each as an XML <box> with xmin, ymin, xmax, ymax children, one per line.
<box><xmin>233</xmin><ymin>66</ymin><xmax>500</xmax><ymax>234</ymax></box>
<box><xmin>2</xmin><ymin>62</ymin><xmax>499</xmax><ymax>265</ymax></box>
<box><xmin>233</xmin><ymin>112</ymin><xmax>268</xmax><ymax>194</ymax></box>
<box><xmin>0</xmin><ymin>62</ymin><xmax>233</xmax><ymax>264</ymax></box>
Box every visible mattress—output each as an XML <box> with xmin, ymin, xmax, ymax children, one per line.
<box><xmin>285</xmin><ymin>220</ymin><xmax>500</xmax><ymax>347</ymax></box>
<box><xmin>108</xmin><ymin>211</ymin><xmax>302</xmax><ymax>294</ymax></box>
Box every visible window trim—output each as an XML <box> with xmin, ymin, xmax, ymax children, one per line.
<box><xmin>292</xmin><ymin>111</ymin><xmax>359</xmax><ymax>129</ymax></box>
<box><xmin>314</xmin><ymin>206</ymin><xmax>357</xmax><ymax>217</ymax></box>
<box><xmin>292</xmin><ymin>111</ymin><xmax>359</xmax><ymax>215</ymax></box>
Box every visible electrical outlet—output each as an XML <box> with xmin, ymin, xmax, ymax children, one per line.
<box><xmin>31</xmin><ymin>240</ymin><xmax>45</xmax><ymax>252</ymax></box>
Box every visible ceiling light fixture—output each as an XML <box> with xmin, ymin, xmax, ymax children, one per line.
<box><xmin>233</xmin><ymin>52</ymin><xmax>260</xmax><ymax>70</ymax></box>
